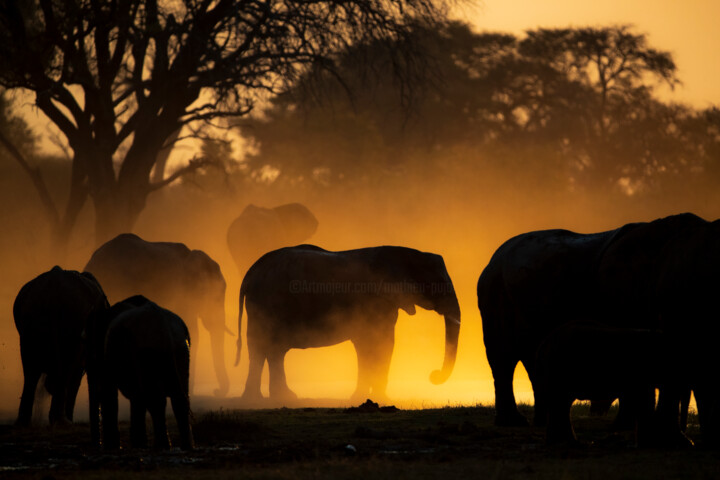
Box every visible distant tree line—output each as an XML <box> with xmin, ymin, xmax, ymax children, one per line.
<box><xmin>233</xmin><ymin>22</ymin><xmax>720</xmax><ymax>198</ymax></box>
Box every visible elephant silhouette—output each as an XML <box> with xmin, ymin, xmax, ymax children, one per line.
<box><xmin>226</xmin><ymin>203</ymin><xmax>318</xmax><ymax>275</ymax></box>
<box><xmin>84</xmin><ymin>233</ymin><xmax>230</xmax><ymax>397</ymax></box>
<box><xmin>236</xmin><ymin>244</ymin><xmax>461</xmax><ymax>403</ymax></box>
<box><xmin>477</xmin><ymin>213</ymin><xmax>715</xmax><ymax>445</ymax></box>
<box><xmin>86</xmin><ymin>295</ymin><xmax>193</xmax><ymax>450</ymax></box>
<box><xmin>13</xmin><ymin>266</ymin><xmax>108</xmax><ymax>426</ymax></box>
<box><xmin>535</xmin><ymin>322</ymin><xmax>668</xmax><ymax>446</ymax></box>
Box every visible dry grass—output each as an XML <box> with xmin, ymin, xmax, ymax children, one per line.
<box><xmin>0</xmin><ymin>403</ymin><xmax>713</xmax><ymax>480</ymax></box>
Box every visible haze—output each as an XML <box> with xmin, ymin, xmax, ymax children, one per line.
<box><xmin>1</xmin><ymin>1</ymin><xmax>718</xmax><ymax>423</ymax></box>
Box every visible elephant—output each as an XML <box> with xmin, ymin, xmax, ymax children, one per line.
<box><xmin>595</xmin><ymin>213</ymin><xmax>720</xmax><ymax>445</ymax></box>
<box><xmin>477</xmin><ymin>214</ymin><xmax>706</xmax><ymax>423</ymax></box>
<box><xmin>535</xmin><ymin>322</ymin><xmax>667</xmax><ymax>446</ymax></box>
<box><xmin>236</xmin><ymin>244</ymin><xmax>461</xmax><ymax>402</ymax></box>
<box><xmin>477</xmin><ymin>227</ymin><xmax>621</xmax><ymax>426</ymax></box>
<box><xmin>477</xmin><ymin>212</ymin><xmax>715</xmax><ymax>444</ymax></box>
<box><xmin>86</xmin><ymin>295</ymin><xmax>193</xmax><ymax>450</ymax></box>
<box><xmin>226</xmin><ymin>203</ymin><xmax>319</xmax><ymax>275</ymax></box>
<box><xmin>13</xmin><ymin>266</ymin><xmax>108</xmax><ymax>426</ymax></box>
<box><xmin>84</xmin><ymin>233</ymin><xmax>229</xmax><ymax>397</ymax></box>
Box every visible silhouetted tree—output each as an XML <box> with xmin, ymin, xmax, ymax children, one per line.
<box><xmin>242</xmin><ymin>23</ymin><xmax>707</xmax><ymax>197</ymax></box>
<box><xmin>0</xmin><ymin>0</ymin><xmax>453</xmax><ymax>245</ymax></box>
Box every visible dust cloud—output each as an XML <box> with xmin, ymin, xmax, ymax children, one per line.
<box><xmin>1</xmin><ymin>140</ymin><xmax>719</xmax><ymax>423</ymax></box>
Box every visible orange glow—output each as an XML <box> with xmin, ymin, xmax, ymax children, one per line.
<box><xmin>463</xmin><ymin>0</ymin><xmax>720</xmax><ymax>108</ymax></box>
<box><xmin>2</xmin><ymin>1</ymin><xmax>717</xmax><ymax>421</ymax></box>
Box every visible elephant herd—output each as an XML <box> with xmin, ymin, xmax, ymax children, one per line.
<box><xmin>10</xmin><ymin>208</ymin><xmax>720</xmax><ymax>450</ymax></box>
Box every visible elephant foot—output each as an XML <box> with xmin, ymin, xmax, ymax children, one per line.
<box><xmin>213</xmin><ymin>385</ymin><xmax>229</xmax><ymax>398</ymax></box>
<box><xmin>103</xmin><ymin>438</ymin><xmax>121</xmax><ymax>451</ymax></box>
<box><xmin>640</xmin><ymin>427</ymin><xmax>694</xmax><ymax>449</ymax></box>
<box><xmin>533</xmin><ymin>413</ymin><xmax>548</xmax><ymax>428</ymax></box>
<box><xmin>495</xmin><ymin>410</ymin><xmax>530</xmax><ymax>427</ymax></box>
<box><xmin>15</xmin><ymin>416</ymin><xmax>31</xmax><ymax>428</ymax></box>
<box><xmin>350</xmin><ymin>390</ymin><xmax>372</xmax><ymax>405</ymax></box>
<box><xmin>50</xmin><ymin>417</ymin><xmax>73</xmax><ymax>429</ymax></box>
<box><xmin>240</xmin><ymin>389</ymin><xmax>265</xmax><ymax>405</ymax></box>
<box><xmin>152</xmin><ymin>437</ymin><xmax>171</xmax><ymax>450</ymax></box>
<box><xmin>270</xmin><ymin>387</ymin><xmax>298</xmax><ymax>404</ymax></box>
<box><xmin>612</xmin><ymin>412</ymin><xmax>636</xmax><ymax>431</ymax></box>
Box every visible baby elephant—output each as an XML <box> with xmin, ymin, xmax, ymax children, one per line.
<box><xmin>535</xmin><ymin>322</ymin><xmax>665</xmax><ymax>446</ymax></box>
<box><xmin>87</xmin><ymin>295</ymin><xmax>193</xmax><ymax>450</ymax></box>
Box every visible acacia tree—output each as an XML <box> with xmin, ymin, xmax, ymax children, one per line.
<box><xmin>519</xmin><ymin>26</ymin><xmax>679</xmax><ymax>142</ymax></box>
<box><xmin>0</xmin><ymin>0</ymin><xmax>451</xmax><ymax>245</ymax></box>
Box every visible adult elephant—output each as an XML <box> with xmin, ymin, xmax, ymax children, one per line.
<box><xmin>84</xmin><ymin>233</ymin><xmax>229</xmax><ymax>397</ymax></box>
<box><xmin>476</xmin><ymin>227</ymin><xmax>622</xmax><ymax>426</ymax></box>
<box><xmin>236</xmin><ymin>245</ymin><xmax>461</xmax><ymax>402</ymax></box>
<box><xmin>477</xmin><ymin>212</ymin><xmax>710</xmax><ymax>438</ymax></box>
<box><xmin>13</xmin><ymin>266</ymin><xmax>108</xmax><ymax>426</ymax></box>
<box><xmin>226</xmin><ymin>203</ymin><xmax>319</xmax><ymax>275</ymax></box>
<box><xmin>595</xmin><ymin>212</ymin><xmax>720</xmax><ymax>445</ymax></box>
<box><xmin>535</xmin><ymin>322</ymin><xmax>667</xmax><ymax>446</ymax></box>
<box><xmin>86</xmin><ymin>295</ymin><xmax>193</xmax><ymax>450</ymax></box>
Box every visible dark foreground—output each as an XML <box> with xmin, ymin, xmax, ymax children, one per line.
<box><xmin>0</xmin><ymin>402</ymin><xmax>716</xmax><ymax>479</ymax></box>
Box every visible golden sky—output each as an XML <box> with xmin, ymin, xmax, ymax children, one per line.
<box><xmin>457</xmin><ymin>0</ymin><xmax>720</xmax><ymax>108</ymax></box>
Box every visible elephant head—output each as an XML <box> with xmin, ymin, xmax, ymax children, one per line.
<box><xmin>227</xmin><ymin>203</ymin><xmax>319</xmax><ymax>275</ymax></box>
<box><xmin>272</xmin><ymin>203</ymin><xmax>319</xmax><ymax>244</ymax></box>
<box><xmin>375</xmin><ymin>247</ymin><xmax>461</xmax><ymax>386</ymax></box>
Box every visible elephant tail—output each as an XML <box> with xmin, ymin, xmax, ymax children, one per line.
<box><xmin>234</xmin><ymin>280</ymin><xmax>247</xmax><ymax>367</ymax></box>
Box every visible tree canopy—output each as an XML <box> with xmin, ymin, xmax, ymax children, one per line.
<box><xmin>239</xmin><ymin>23</ymin><xmax>718</xmax><ymax>197</ymax></box>
<box><xmin>0</xmin><ymin>0</ymin><xmax>452</xmax><ymax>244</ymax></box>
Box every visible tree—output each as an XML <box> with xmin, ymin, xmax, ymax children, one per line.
<box><xmin>0</xmin><ymin>0</ymin><xmax>452</xmax><ymax>245</ymax></box>
<box><xmin>240</xmin><ymin>22</ymin><xmax>715</xmax><ymax>199</ymax></box>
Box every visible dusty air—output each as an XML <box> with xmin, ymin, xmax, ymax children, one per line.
<box><xmin>0</xmin><ymin>1</ymin><xmax>719</xmax><ymax>476</ymax></box>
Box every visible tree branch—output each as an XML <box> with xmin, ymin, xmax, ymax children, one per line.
<box><xmin>148</xmin><ymin>155</ymin><xmax>220</xmax><ymax>191</ymax></box>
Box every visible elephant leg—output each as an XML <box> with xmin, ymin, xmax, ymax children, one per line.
<box><xmin>655</xmin><ymin>386</ymin><xmax>692</xmax><ymax>448</ymax></box>
<box><xmin>47</xmin><ymin>373</ymin><xmax>69</xmax><ymax>426</ymax></box>
<box><xmin>589</xmin><ymin>398</ymin><xmax>615</xmax><ymax>417</ymax></box>
<box><xmin>268</xmin><ymin>349</ymin><xmax>296</xmax><ymax>401</ymax></box>
<box><xmin>613</xmin><ymin>397</ymin><xmax>638</xmax><ymax>431</ymax></box>
<box><xmin>16</xmin><ymin>364</ymin><xmax>41</xmax><ymax>427</ymax></box>
<box><xmin>486</xmin><ymin>348</ymin><xmax>528</xmax><ymax>427</ymax></box>
<box><xmin>148</xmin><ymin>397</ymin><xmax>170</xmax><ymax>450</ymax></box>
<box><xmin>130</xmin><ymin>399</ymin><xmax>149</xmax><ymax>449</ymax></box>
<box><xmin>523</xmin><ymin>357</ymin><xmax>547</xmax><ymax>427</ymax></box>
<box><xmin>695</xmin><ymin>383</ymin><xmax>720</xmax><ymax>447</ymax></box>
<box><xmin>679</xmin><ymin>388</ymin><xmax>691</xmax><ymax>432</ymax></box>
<box><xmin>242</xmin><ymin>340</ymin><xmax>266</xmax><ymax>401</ymax></box>
<box><xmin>634</xmin><ymin>387</ymin><xmax>658</xmax><ymax>447</ymax></box>
<box><xmin>353</xmin><ymin>331</ymin><xmax>394</xmax><ymax>404</ymax></box>
<box><xmin>102</xmin><ymin>383</ymin><xmax>120</xmax><ymax>450</ymax></box>
<box><xmin>170</xmin><ymin>394</ymin><xmax>194</xmax><ymax>450</ymax></box>
<box><xmin>185</xmin><ymin>316</ymin><xmax>199</xmax><ymax>396</ymax></box>
<box><xmin>351</xmin><ymin>341</ymin><xmax>371</xmax><ymax>403</ymax></box>
<box><xmin>546</xmin><ymin>396</ymin><xmax>576</xmax><ymax>445</ymax></box>
<box><xmin>64</xmin><ymin>367</ymin><xmax>85</xmax><ymax>422</ymax></box>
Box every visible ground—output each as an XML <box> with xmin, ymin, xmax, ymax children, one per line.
<box><xmin>0</xmin><ymin>402</ymin><xmax>715</xmax><ymax>479</ymax></box>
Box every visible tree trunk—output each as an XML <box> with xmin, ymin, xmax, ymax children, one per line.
<box><xmin>151</xmin><ymin>128</ymin><xmax>181</xmax><ymax>184</ymax></box>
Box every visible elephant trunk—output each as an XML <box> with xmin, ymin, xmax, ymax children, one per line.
<box><xmin>430</xmin><ymin>296</ymin><xmax>461</xmax><ymax>385</ymax></box>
